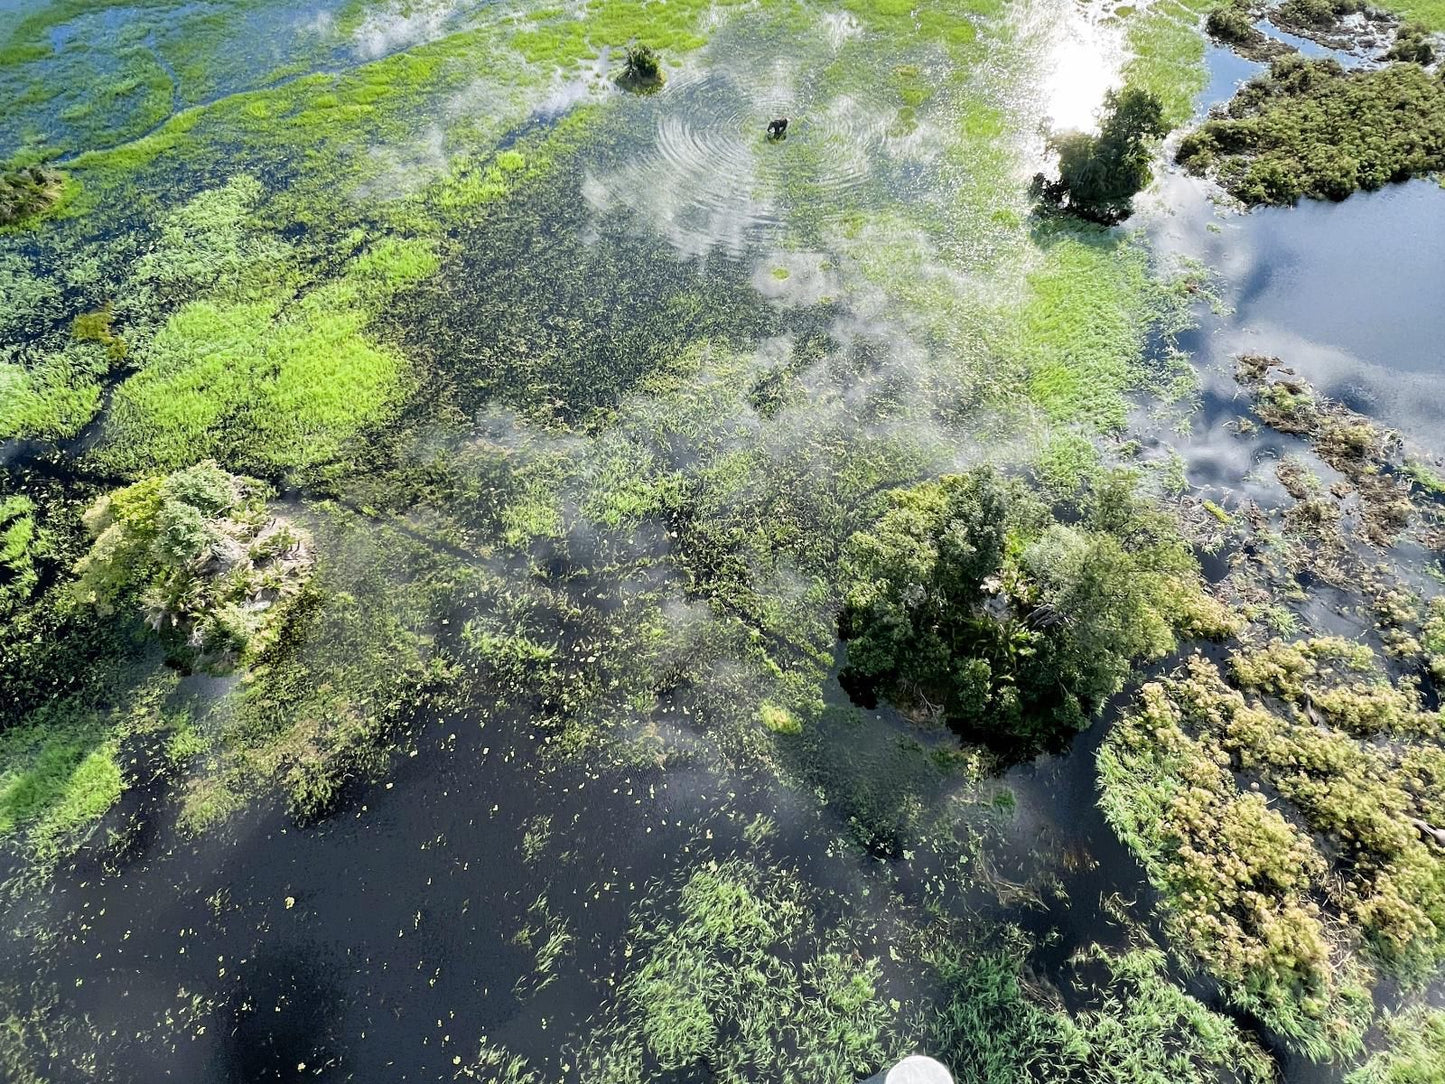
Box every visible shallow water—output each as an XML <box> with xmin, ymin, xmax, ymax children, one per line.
<box><xmin>4</xmin><ymin>0</ymin><xmax>1445</xmax><ymax>1080</ymax></box>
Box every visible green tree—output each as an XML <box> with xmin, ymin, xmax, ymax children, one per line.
<box><xmin>1033</xmin><ymin>87</ymin><xmax>1170</xmax><ymax>223</ymax></box>
<box><xmin>837</xmin><ymin>468</ymin><xmax>1230</xmax><ymax>747</ymax></box>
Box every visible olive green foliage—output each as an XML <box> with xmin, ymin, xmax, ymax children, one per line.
<box><xmin>1387</xmin><ymin>21</ymin><xmax>1437</xmax><ymax>62</ymax></box>
<box><xmin>0</xmin><ymin>163</ymin><xmax>65</xmax><ymax>226</ymax></box>
<box><xmin>1205</xmin><ymin>1</ymin><xmax>1292</xmax><ymax>60</ymax></box>
<box><xmin>1177</xmin><ymin>57</ymin><xmax>1445</xmax><ymax>204</ymax></box>
<box><xmin>1033</xmin><ymin>87</ymin><xmax>1170</xmax><ymax>224</ymax></box>
<box><xmin>73</xmin><ymin>460</ymin><xmax>313</xmax><ymax>671</ymax></box>
<box><xmin>574</xmin><ymin>859</ymin><xmax>896</xmax><ymax>1083</ymax></box>
<box><xmin>1346</xmin><ymin>1006</ymin><xmax>1445</xmax><ymax>1084</ymax></box>
<box><xmin>1206</xmin><ymin>0</ymin><xmax>1259</xmax><ymax>43</ymax></box>
<box><xmin>838</xmin><ymin>468</ymin><xmax>1235</xmax><ymax>747</ymax></box>
<box><xmin>621</xmin><ymin>42</ymin><xmax>664</xmax><ymax>86</ymax></box>
<box><xmin>1102</xmin><ymin>642</ymin><xmax>1445</xmax><ymax>1058</ymax></box>
<box><xmin>1275</xmin><ymin>0</ymin><xmax>1365</xmax><ymax>32</ymax></box>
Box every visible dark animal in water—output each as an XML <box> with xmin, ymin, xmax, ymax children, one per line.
<box><xmin>767</xmin><ymin>118</ymin><xmax>788</xmax><ymax>140</ymax></box>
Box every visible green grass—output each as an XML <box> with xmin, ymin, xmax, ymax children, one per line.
<box><xmin>97</xmin><ymin>235</ymin><xmax>435</xmax><ymax>478</ymax></box>
<box><xmin>575</xmin><ymin>858</ymin><xmax>901</xmax><ymax>1083</ymax></box>
<box><xmin>1122</xmin><ymin>0</ymin><xmax>1216</xmax><ymax>126</ymax></box>
<box><xmin>1019</xmin><ymin>226</ymin><xmax>1166</xmax><ymax>430</ymax></box>
<box><xmin>1347</xmin><ymin>1006</ymin><xmax>1445</xmax><ymax>1084</ymax></box>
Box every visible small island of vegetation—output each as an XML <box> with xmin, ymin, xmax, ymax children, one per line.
<box><xmin>0</xmin><ymin>162</ymin><xmax>66</xmax><ymax>227</ymax></box>
<box><xmin>1032</xmin><ymin>86</ymin><xmax>1170</xmax><ymax>223</ymax></box>
<box><xmin>1177</xmin><ymin>55</ymin><xmax>1445</xmax><ymax>204</ymax></box>
<box><xmin>838</xmin><ymin>467</ymin><xmax>1236</xmax><ymax>749</ymax></box>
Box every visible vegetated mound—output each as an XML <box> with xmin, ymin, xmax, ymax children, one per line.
<box><xmin>1032</xmin><ymin>86</ymin><xmax>1171</xmax><ymax>224</ymax></box>
<box><xmin>72</xmin><ymin>460</ymin><xmax>314</xmax><ymax>672</ymax></box>
<box><xmin>1101</xmin><ymin>639</ymin><xmax>1445</xmax><ymax>1061</ymax></box>
<box><xmin>1205</xmin><ymin>1</ymin><xmax>1295</xmax><ymax>61</ymax></box>
<box><xmin>836</xmin><ymin>467</ymin><xmax>1238</xmax><ymax>752</ymax></box>
<box><xmin>0</xmin><ymin>163</ymin><xmax>66</xmax><ymax>227</ymax></box>
<box><xmin>1177</xmin><ymin>55</ymin><xmax>1445</xmax><ymax>205</ymax></box>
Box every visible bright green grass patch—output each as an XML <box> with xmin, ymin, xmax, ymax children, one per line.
<box><xmin>97</xmin><ymin>235</ymin><xmax>436</xmax><ymax>477</ymax></box>
<box><xmin>0</xmin><ymin>342</ymin><xmax>107</xmax><ymax>441</ymax></box>
<box><xmin>1123</xmin><ymin>0</ymin><xmax>1215</xmax><ymax>126</ymax></box>
<box><xmin>1018</xmin><ymin>225</ymin><xmax>1176</xmax><ymax>430</ymax></box>
<box><xmin>1377</xmin><ymin>0</ymin><xmax>1445</xmax><ymax>28</ymax></box>
<box><xmin>0</xmin><ymin>669</ymin><xmax>173</xmax><ymax>879</ymax></box>
<box><xmin>1347</xmin><ymin>1006</ymin><xmax>1445</xmax><ymax>1084</ymax></box>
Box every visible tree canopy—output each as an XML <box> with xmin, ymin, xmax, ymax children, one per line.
<box><xmin>1032</xmin><ymin>87</ymin><xmax>1170</xmax><ymax>224</ymax></box>
<box><xmin>837</xmin><ymin>468</ymin><xmax>1237</xmax><ymax>748</ymax></box>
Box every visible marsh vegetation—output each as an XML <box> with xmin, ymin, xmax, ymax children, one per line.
<box><xmin>1178</xmin><ymin>55</ymin><xmax>1445</xmax><ymax>203</ymax></box>
<box><xmin>2</xmin><ymin>0</ymin><xmax>1445</xmax><ymax>1080</ymax></box>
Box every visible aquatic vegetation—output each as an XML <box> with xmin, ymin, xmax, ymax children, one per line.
<box><xmin>0</xmin><ymin>496</ymin><xmax>47</xmax><ymax>617</ymax></box>
<box><xmin>1122</xmin><ymin>0</ymin><xmax>1217</xmax><ymax>125</ymax></box>
<box><xmin>1177</xmin><ymin>57</ymin><xmax>1445</xmax><ymax>204</ymax></box>
<box><xmin>0</xmin><ymin>163</ymin><xmax>67</xmax><ymax>227</ymax></box>
<box><xmin>573</xmin><ymin>858</ymin><xmax>899</xmax><ymax>1083</ymax></box>
<box><xmin>0</xmin><ymin>342</ymin><xmax>108</xmax><ymax>442</ymax></box>
<box><xmin>97</xmin><ymin>228</ymin><xmax>435</xmax><ymax>479</ymax></box>
<box><xmin>73</xmin><ymin>461</ymin><xmax>314</xmax><ymax>671</ymax></box>
<box><xmin>838</xmin><ymin>467</ymin><xmax>1235</xmax><ymax>748</ymax></box>
<box><xmin>620</xmin><ymin>43</ymin><xmax>664</xmax><ymax>88</ymax></box>
<box><xmin>1100</xmin><ymin>665</ymin><xmax>1372</xmax><ymax>1058</ymax></box>
<box><xmin>928</xmin><ymin>938</ymin><xmax>1274</xmax><ymax>1084</ymax></box>
<box><xmin>1033</xmin><ymin>86</ymin><xmax>1171</xmax><ymax>224</ymax></box>
<box><xmin>1346</xmin><ymin>1006</ymin><xmax>1445</xmax><ymax>1084</ymax></box>
<box><xmin>1235</xmin><ymin>354</ymin><xmax>1420</xmax><ymax>547</ymax></box>
<box><xmin>1102</xmin><ymin>642</ymin><xmax>1445</xmax><ymax>1057</ymax></box>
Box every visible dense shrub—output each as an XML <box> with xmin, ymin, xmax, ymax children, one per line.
<box><xmin>1275</xmin><ymin>0</ymin><xmax>1365</xmax><ymax>32</ymax></box>
<box><xmin>1206</xmin><ymin>1</ymin><xmax>1258</xmax><ymax>44</ymax></box>
<box><xmin>621</xmin><ymin>42</ymin><xmax>664</xmax><ymax>86</ymax></box>
<box><xmin>1032</xmin><ymin>87</ymin><xmax>1170</xmax><ymax>223</ymax></box>
<box><xmin>0</xmin><ymin>163</ymin><xmax>65</xmax><ymax>227</ymax></box>
<box><xmin>1177</xmin><ymin>56</ymin><xmax>1445</xmax><ymax>204</ymax></box>
<box><xmin>73</xmin><ymin>460</ymin><xmax>314</xmax><ymax>670</ymax></box>
<box><xmin>837</xmin><ymin>468</ymin><xmax>1235</xmax><ymax>747</ymax></box>
<box><xmin>1386</xmin><ymin>21</ymin><xmax>1435</xmax><ymax>63</ymax></box>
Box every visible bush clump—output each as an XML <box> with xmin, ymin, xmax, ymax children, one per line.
<box><xmin>1032</xmin><ymin>86</ymin><xmax>1170</xmax><ymax>223</ymax></box>
<box><xmin>837</xmin><ymin>468</ymin><xmax>1236</xmax><ymax>748</ymax></box>
<box><xmin>1207</xmin><ymin>0</ymin><xmax>1258</xmax><ymax>43</ymax></box>
<box><xmin>1103</xmin><ymin>642</ymin><xmax>1445</xmax><ymax>1059</ymax></box>
<box><xmin>1274</xmin><ymin>0</ymin><xmax>1366</xmax><ymax>33</ymax></box>
<box><xmin>0</xmin><ymin>163</ymin><xmax>65</xmax><ymax>227</ymax></box>
<box><xmin>1386</xmin><ymin>21</ymin><xmax>1436</xmax><ymax>64</ymax></box>
<box><xmin>1176</xmin><ymin>56</ymin><xmax>1445</xmax><ymax>204</ymax></box>
<box><xmin>621</xmin><ymin>43</ymin><xmax>664</xmax><ymax>87</ymax></box>
<box><xmin>1206</xmin><ymin>1</ymin><xmax>1293</xmax><ymax>60</ymax></box>
<box><xmin>73</xmin><ymin>460</ymin><xmax>314</xmax><ymax>671</ymax></box>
